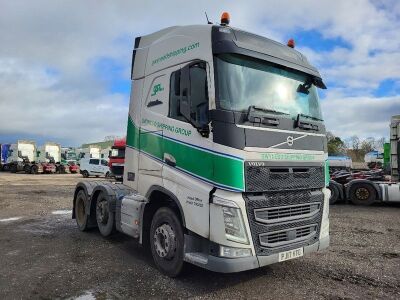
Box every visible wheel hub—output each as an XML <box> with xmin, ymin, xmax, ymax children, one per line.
<box><xmin>154</xmin><ymin>224</ymin><xmax>176</xmax><ymax>259</ymax></box>
<box><xmin>356</xmin><ymin>187</ymin><xmax>369</xmax><ymax>200</ymax></box>
<box><xmin>96</xmin><ymin>200</ymin><xmax>109</xmax><ymax>224</ymax></box>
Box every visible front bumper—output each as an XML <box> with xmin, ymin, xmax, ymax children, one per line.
<box><xmin>187</xmin><ymin>235</ymin><xmax>329</xmax><ymax>273</ymax></box>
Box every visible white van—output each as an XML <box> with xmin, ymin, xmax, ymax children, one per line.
<box><xmin>79</xmin><ymin>158</ymin><xmax>110</xmax><ymax>178</ymax></box>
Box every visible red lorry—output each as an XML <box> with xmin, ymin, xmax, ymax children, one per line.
<box><xmin>108</xmin><ymin>137</ymin><xmax>125</xmax><ymax>181</ymax></box>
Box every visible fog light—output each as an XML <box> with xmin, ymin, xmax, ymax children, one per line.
<box><xmin>219</xmin><ymin>245</ymin><xmax>252</xmax><ymax>258</ymax></box>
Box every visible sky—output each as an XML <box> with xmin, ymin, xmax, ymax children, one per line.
<box><xmin>0</xmin><ymin>0</ymin><xmax>399</xmax><ymax>146</ymax></box>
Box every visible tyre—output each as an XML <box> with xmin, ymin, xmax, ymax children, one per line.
<box><xmin>329</xmin><ymin>183</ymin><xmax>340</xmax><ymax>205</ymax></box>
<box><xmin>150</xmin><ymin>207</ymin><xmax>185</xmax><ymax>277</ymax></box>
<box><xmin>105</xmin><ymin>171</ymin><xmax>110</xmax><ymax>179</ymax></box>
<box><xmin>10</xmin><ymin>164</ymin><xmax>17</xmax><ymax>173</ymax></box>
<box><xmin>31</xmin><ymin>165</ymin><xmax>38</xmax><ymax>174</ymax></box>
<box><xmin>349</xmin><ymin>183</ymin><xmax>376</xmax><ymax>206</ymax></box>
<box><xmin>75</xmin><ymin>190</ymin><xmax>89</xmax><ymax>231</ymax></box>
<box><xmin>95</xmin><ymin>192</ymin><xmax>115</xmax><ymax>237</ymax></box>
<box><xmin>82</xmin><ymin>170</ymin><xmax>89</xmax><ymax>178</ymax></box>
<box><xmin>59</xmin><ymin>165</ymin><xmax>66</xmax><ymax>174</ymax></box>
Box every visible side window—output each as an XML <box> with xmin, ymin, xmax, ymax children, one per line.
<box><xmin>189</xmin><ymin>64</ymin><xmax>209</xmax><ymax>126</ymax></box>
<box><xmin>101</xmin><ymin>159</ymin><xmax>108</xmax><ymax>166</ymax></box>
<box><xmin>89</xmin><ymin>159</ymin><xmax>99</xmax><ymax>165</ymax></box>
<box><xmin>169</xmin><ymin>70</ymin><xmax>185</xmax><ymax>121</ymax></box>
<box><xmin>169</xmin><ymin>63</ymin><xmax>209</xmax><ymax>127</ymax></box>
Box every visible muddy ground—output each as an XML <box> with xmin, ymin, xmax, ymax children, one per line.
<box><xmin>0</xmin><ymin>173</ymin><xmax>399</xmax><ymax>299</ymax></box>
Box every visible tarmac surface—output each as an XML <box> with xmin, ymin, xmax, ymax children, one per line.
<box><xmin>0</xmin><ymin>173</ymin><xmax>399</xmax><ymax>299</ymax></box>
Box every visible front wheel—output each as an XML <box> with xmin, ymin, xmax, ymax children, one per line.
<box><xmin>150</xmin><ymin>207</ymin><xmax>185</xmax><ymax>277</ymax></box>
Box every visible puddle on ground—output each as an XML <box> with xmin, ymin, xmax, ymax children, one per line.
<box><xmin>52</xmin><ymin>210</ymin><xmax>72</xmax><ymax>215</ymax></box>
<box><xmin>70</xmin><ymin>291</ymin><xmax>110</xmax><ymax>300</ymax></box>
<box><xmin>0</xmin><ymin>217</ymin><xmax>22</xmax><ymax>222</ymax></box>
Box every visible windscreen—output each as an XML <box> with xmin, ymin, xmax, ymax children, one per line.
<box><xmin>111</xmin><ymin>148</ymin><xmax>125</xmax><ymax>158</ymax></box>
<box><xmin>214</xmin><ymin>53</ymin><xmax>323</xmax><ymax>120</ymax></box>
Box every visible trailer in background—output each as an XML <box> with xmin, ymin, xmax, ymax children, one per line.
<box><xmin>328</xmin><ymin>155</ymin><xmax>352</xmax><ymax>172</ymax></box>
<box><xmin>329</xmin><ymin>115</ymin><xmax>400</xmax><ymax>205</ymax></box>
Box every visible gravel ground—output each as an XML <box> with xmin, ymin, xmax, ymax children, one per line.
<box><xmin>0</xmin><ymin>173</ymin><xmax>399</xmax><ymax>299</ymax></box>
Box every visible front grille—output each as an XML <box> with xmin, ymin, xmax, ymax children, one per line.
<box><xmin>245</xmin><ymin>165</ymin><xmax>324</xmax><ymax>192</ymax></box>
<box><xmin>244</xmin><ymin>190</ymin><xmax>324</xmax><ymax>256</ymax></box>
<box><xmin>254</xmin><ymin>202</ymin><xmax>320</xmax><ymax>224</ymax></box>
<box><xmin>259</xmin><ymin>224</ymin><xmax>318</xmax><ymax>248</ymax></box>
<box><xmin>111</xmin><ymin>166</ymin><xmax>124</xmax><ymax>176</ymax></box>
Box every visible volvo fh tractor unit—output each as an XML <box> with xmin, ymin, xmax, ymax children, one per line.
<box><xmin>4</xmin><ymin>140</ymin><xmax>36</xmax><ymax>173</ymax></box>
<box><xmin>35</xmin><ymin>142</ymin><xmax>62</xmax><ymax>174</ymax></box>
<box><xmin>78</xmin><ymin>145</ymin><xmax>101</xmax><ymax>160</ymax></box>
<box><xmin>72</xmin><ymin>15</ymin><xmax>330</xmax><ymax>277</ymax></box>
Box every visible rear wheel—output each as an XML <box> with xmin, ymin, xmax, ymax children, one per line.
<box><xmin>10</xmin><ymin>164</ymin><xmax>17</xmax><ymax>173</ymax></box>
<box><xmin>31</xmin><ymin>165</ymin><xmax>38</xmax><ymax>174</ymax></box>
<box><xmin>150</xmin><ymin>207</ymin><xmax>185</xmax><ymax>277</ymax></box>
<box><xmin>329</xmin><ymin>183</ymin><xmax>340</xmax><ymax>205</ymax></box>
<box><xmin>82</xmin><ymin>170</ymin><xmax>89</xmax><ymax>178</ymax></box>
<box><xmin>75</xmin><ymin>190</ymin><xmax>89</xmax><ymax>231</ymax></box>
<box><xmin>95</xmin><ymin>192</ymin><xmax>115</xmax><ymax>237</ymax></box>
<box><xmin>349</xmin><ymin>183</ymin><xmax>376</xmax><ymax>206</ymax></box>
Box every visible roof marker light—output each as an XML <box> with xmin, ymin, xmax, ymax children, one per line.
<box><xmin>221</xmin><ymin>12</ymin><xmax>230</xmax><ymax>25</ymax></box>
<box><xmin>287</xmin><ymin>38</ymin><xmax>295</xmax><ymax>48</ymax></box>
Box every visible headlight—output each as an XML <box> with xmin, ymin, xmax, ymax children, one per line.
<box><xmin>213</xmin><ymin>196</ymin><xmax>249</xmax><ymax>244</ymax></box>
<box><xmin>219</xmin><ymin>245</ymin><xmax>252</xmax><ymax>258</ymax></box>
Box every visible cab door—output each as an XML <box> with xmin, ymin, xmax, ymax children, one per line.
<box><xmin>137</xmin><ymin>73</ymin><xmax>169</xmax><ymax>194</ymax></box>
<box><xmin>162</xmin><ymin>61</ymin><xmax>213</xmax><ymax>238</ymax></box>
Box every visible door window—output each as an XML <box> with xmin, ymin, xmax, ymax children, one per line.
<box><xmin>89</xmin><ymin>159</ymin><xmax>99</xmax><ymax>165</ymax></box>
<box><xmin>101</xmin><ymin>159</ymin><xmax>108</xmax><ymax>166</ymax></box>
<box><xmin>169</xmin><ymin>62</ymin><xmax>209</xmax><ymax>127</ymax></box>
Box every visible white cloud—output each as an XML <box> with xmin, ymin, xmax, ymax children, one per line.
<box><xmin>0</xmin><ymin>0</ymin><xmax>399</xmax><ymax>144</ymax></box>
<box><xmin>321</xmin><ymin>96</ymin><xmax>400</xmax><ymax>139</ymax></box>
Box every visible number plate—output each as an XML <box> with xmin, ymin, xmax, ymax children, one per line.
<box><xmin>278</xmin><ymin>247</ymin><xmax>304</xmax><ymax>262</ymax></box>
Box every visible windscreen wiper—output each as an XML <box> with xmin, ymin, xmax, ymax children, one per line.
<box><xmin>298</xmin><ymin>113</ymin><xmax>323</xmax><ymax>122</ymax></box>
<box><xmin>296</xmin><ymin>113</ymin><xmax>322</xmax><ymax>131</ymax></box>
<box><xmin>247</xmin><ymin>105</ymin><xmax>289</xmax><ymax>127</ymax></box>
<box><xmin>249</xmin><ymin>105</ymin><xmax>290</xmax><ymax>116</ymax></box>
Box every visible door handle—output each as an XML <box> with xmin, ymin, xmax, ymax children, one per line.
<box><xmin>164</xmin><ymin>153</ymin><xmax>176</xmax><ymax>167</ymax></box>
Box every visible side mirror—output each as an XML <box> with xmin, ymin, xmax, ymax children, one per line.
<box><xmin>197</xmin><ymin>124</ymin><xmax>210</xmax><ymax>138</ymax></box>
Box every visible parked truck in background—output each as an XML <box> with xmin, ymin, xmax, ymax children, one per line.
<box><xmin>101</xmin><ymin>147</ymin><xmax>111</xmax><ymax>160</ymax></box>
<box><xmin>108</xmin><ymin>137</ymin><xmax>126</xmax><ymax>181</ymax></box>
<box><xmin>61</xmin><ymin>147</ymin><xmax>79</xmax><ymax>173</ymax></box>
<box><xmin>0</xmin><ymin>143</ymin><xmax>11</xmax><ymax>171</ymax></box>
<box><xmin>3</xmin><ymin>140</ymin><xmax>36</xmax><ymax>173</ymax></box>
<box><xmin>72</xmin><ymin>15</ymin><xmax>330</xmax><ymax>277</ymax></box>
<box><xmin>34</xmin><ymin>142</ymin><xmax>62</xmax><ymax>174</ymax></box>
<box><xmin>329</xmin><ymin>115</ymin><xmax>400</xmax><ymax>205</ymax></box>
<box><xmin>78</xmin><ymin>145</ymin><xmax>101</xmax><ymax>160</ymax></box>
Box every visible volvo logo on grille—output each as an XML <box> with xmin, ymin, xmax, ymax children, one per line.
<box><xmin>287</xmin><ymin>136</ymin><xmax>294</xmax><ymax>146</ymax></box>
<box><xmin>247</xmin><ymin>161</ymin><xmax>265</xmax><ymax>167</ymax></box>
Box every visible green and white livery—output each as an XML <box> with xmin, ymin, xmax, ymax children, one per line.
<box><xmin>73</xmin><ymin>20</ymin><xmax>330</xmax><ymax>277</ymax></box>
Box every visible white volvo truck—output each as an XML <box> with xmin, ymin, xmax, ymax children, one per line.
<box><xmin>72</xmin><ymin>17</ymin><xmax>330</xmax><ymax>277</ymax></box>
<box><xmin>4</xmin><ymin>140</ymin><xmax>36</xmax><ymax>172</ymax></box>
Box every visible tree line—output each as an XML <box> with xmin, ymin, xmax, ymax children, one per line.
<box><xmin>327</xmin><ymin>132</ymin><xmax>386</xmax><ymax>162</ymax></box>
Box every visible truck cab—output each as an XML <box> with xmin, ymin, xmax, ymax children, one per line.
<box><xmin>108</xmin><ymin>137</ymin><xmax>126</xmax><ymax>181</ymax></box>
<box><xmin>73</xmin><ymin>18</ymin><xmax>330</xmax><ymax>277</ymax></box>
<box><xmin>5</xmin><ymin>140</ymin><xmax>36</xmax><ymax>173</ymax></box>
<box><xmin>36</xmin><ymin>142</ymin><xmax>61</xmax><ymax>173</ymax></box>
